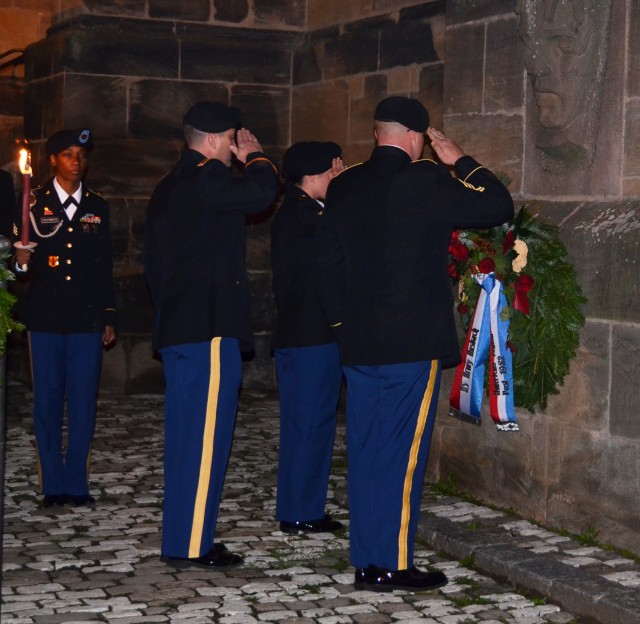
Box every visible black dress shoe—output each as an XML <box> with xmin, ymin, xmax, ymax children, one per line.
<box><xmin>280</xmin><ymin>514</ymin><xmax>344</xmax><ymax>534</ymax></box>
<box><xmin>65</xmin><ymin>494</ymin><xmax>96</xmax><ymax>507</ymax></box>
<box><xmin>354</xmin><ymin>564</ymin><xmax>448</xmax><ymax>592</ymax></box>
<box><xmin>161</xmin><ymin>543</ymin><xmax>243</xmax><ymax>570</ymax></box>
<box><xmin>43</xmin><ymin>494</ymin><xmax>66</xmax><ymax>508</ymax></box>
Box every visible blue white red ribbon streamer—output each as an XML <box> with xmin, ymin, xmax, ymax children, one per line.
<box><xmin>449</xmin><ymin>273</ymin><xmax>518</xmax><ymax>431</ymax></box>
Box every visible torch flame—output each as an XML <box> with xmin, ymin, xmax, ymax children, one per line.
<box><xmin>19</xmin><ymin>148</ymin><xmax>32</xmax><ymax>176</ymax></box>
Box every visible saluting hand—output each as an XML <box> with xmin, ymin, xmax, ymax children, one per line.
<box><xmin>330</xmin><ymin>157</ymin><xmax>345</xmax><ymax>178</ymax></box>
<box><xmin>231</xmin><ymin>128</ymin><xmax>263</xmax><ymax>164</ymax></box>
<box><xmin>427</xmin><ymin>127</ymin><xmax>465</xmax><ymax>166</ymax></box>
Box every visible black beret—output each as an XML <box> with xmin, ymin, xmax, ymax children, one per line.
<box><xmin>46</xmin><ymin>129</ymin><xmax>94</xmax><ymax>156</ymax></box>
<box><xmin>374</xmin><ymin>96</ymin><xmax>429</xmax><ymax>132</ymax></box>
<box><xmin>183</xmin><ymin>101</ymin><xmax>241</xmax><ymax>133</ymax></box>
<box><xmin>282</xmin><ymin>141</ymin><xmax>342</xmax><ymax>179</ymax></box>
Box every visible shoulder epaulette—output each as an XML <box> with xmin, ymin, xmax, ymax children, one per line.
<box><xmin>246</xmin><ymin>156</ymin><xmax>278</xmax><ymax>175</ymax></box>
<box><xmin>85</xmin><ymin>188</ymin><xmax>107</xmax><ymax>200</ymax></box>
<box><xmin>335</xmin><ymin>162</ymin><xmax>364</xmax><ymax>177</ymax></box>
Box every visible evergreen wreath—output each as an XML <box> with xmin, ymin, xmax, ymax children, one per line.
<box><xmin>0</xmin><ymin>247</ymin><xmax>23</xmax><ymax>357</ymax></box>
<box><xmin>448</xmin><ymin>205</ymin><xmax>586</xmax><ymax>412</ymax></box>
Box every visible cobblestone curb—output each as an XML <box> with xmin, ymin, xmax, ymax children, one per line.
<box><xmin>417</xmin><ymin>507</ymin><xmax>640</xmax><ymax>624</ymax></box>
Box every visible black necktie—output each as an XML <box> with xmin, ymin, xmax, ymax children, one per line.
<box><xmin>63</xmin><ymin>196</ymin><xmax>78</xmax><ymax>208</ymax></box>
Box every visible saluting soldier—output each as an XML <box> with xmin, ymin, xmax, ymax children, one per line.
<box><xmin>315</xmin><ymin>97</ymin><xmax>514</xmax><ymax>592</ymax></box>
<box><xmin>14</xmin><ymin>129</ymin><xmax>117</xmax><ymax>508</ymax></box>
<box><xmin>144</xmin><ymin>102</ymin><xmax>278</xmax><ymax>570</ymax></box>
<box><xmin>271</xmin><ymin>141</ymin><xmax>345</xmax><ymax>535</ymax></box>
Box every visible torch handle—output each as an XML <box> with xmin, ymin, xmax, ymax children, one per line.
<box><xmin>21</xmin><ymin>173</ymin><xmax>31</xmax><ymax>246</ymax></box>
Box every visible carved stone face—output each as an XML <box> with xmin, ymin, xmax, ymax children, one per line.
<box><xmin>516</xmin><ymin>0</ymin><xmax>612</xmax><ymax>173</ymax></box>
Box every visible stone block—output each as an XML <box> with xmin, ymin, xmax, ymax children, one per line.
<box><xmin>429</xmin><ymin>381</ymin><xmax>549</xmax><ymax>522</ymax></box>
<box><xmin>624</xmin><ymin>99</ymin><xmax>640</xmax><ymax>177</ymax></box>
<box><xmin>129</xmin><ymin>80</ymin><xmax>229</xmax><ymax>140</ymax></box>
<box><xmin>24</xmin><ymin>76</ymin><xmax>65</xmax><ymax>142</ymax></box>
<box><xmin>321</xmin><ymin>26</ymin><xmax>380</xmax><ymax>80</ymax></box>
<box><xmin>127</xmin><ymin>198</ymin><xmax>150</xmax><ymax>269</ymax></box>
<box><xmin>0</xmin><ymin>123</ymin><xmax>23</xmax><ymax>170</ymax></box>
<box><xmin>442</xmin><ymin>114</ymin><xmax>523</xmax><ymax>190</ymax></box>
<box><xmin>546</xmin><ymin>427</ymin><xmax>640</xmax><ymax>553</ymax></box>
<box><xmin>385</xmin><ymin>67</ymin><xmax>419</xmax><ymax>95</ymax></box>
<box><xmin>107</xmin><ymin>197</ymin><xmax>129</xmax><ymax>262</ymax></box>
<box><xmin>292</xmin><ymin>31</ymin><xmax>335</xmax><ymax>86</ymax></box>
<box><xmin>379</xmin><ymin>15</ymin><xmax>439</xmax><ymax>70</ymax></box>
<box><xmin>63</xmin><ymin>74</ymin><xmax>128</xmax><ymax>139</ymax></box>
<box><xmin>485</xmin><ymin>16</ymin><xmax>524</xmax><ymax>113</ymax></box>
<box><xmin>149</xmin><ymin>0</ymin><xmax>211</xmax><ymax>20</ymax></box>
<box><xmin>88</xmin><ymin>139</ymin><xmax>182</xmax><ymax>198</ymax></box>
<box><xmin>254</xmin><ymin>0</ymin><xmax>305</xmax><ymax>28</ymax></box>
<box><xmin>307</xmin><ymin>0</ymin><xmax>372</xmax><ymax>30</ymax></box>
<box><xmin>546</xmin><ymin>426</ymin><xmax>608</xmax><ymax>508</ymax></box>
<box><xmin>447</xmin><ymin>0</ymin><xmax>516</xmax><ymax>24</ymax></box>
<box><xmin>416</xmin><ymin>63</ymin><xmax>444</xmax><ymax>130</ymax></box>
<box><xmin>84</xmin><ymin>0</ymin><xmax>146</xmax><ymax>16</ymax></box>
<box><xmin>213</xmin><ymin>0</ymin><xmax>249</xmax><ymax>23</ymax></box>
<box><xmin>0</xmin><ymin>78</ymin><xmax>24</xmax><ymax>117</ymax></box>
<box><xmin>545</xmin><ymin>320</ymin><xmax>611</xmax><ymax>433</ymax></box>
<box><xmin>181</xmin><ymin>32</ymin><xmax>292</xmax><ymax>84</ymax></box>
<box><xmin>349</xmin><ymin>74</ymin><xmax>388</xmax><ymax>145</ymax></box>
<box><xmin>443</xmin><ymin>23</ymin><xmax>484</xmax><ymax>114</ymax></box>
<box><xmin>610</xmin><ymin>323</ymin><xmax>640</xmax><ymax>438</ymax></box>
<box><xmin>24</xmin><ymin>37</ymin><xmax>62</xmax><ymax>82</ymax></box>
<box><xmin>291</xmin><ymin>81</ymin><xmax>349</xmax><ymax>145</ymax></box>
<box><xmin>230</xmin><ymin>85</ymin><xmax>290</xmax><ymax>149</ymax></box>
<box><xmin>42</xmin><ymin>26</ymin><xmax>179</xmax><ymax>78</ymax></box>
<box><xmin>0</xmin><ymin>8</ymin><xmax>48</xmax><ymax>54</ymax></box>
<box><xmin>557</xmin><ymin>201</ymin><xmax>640</xmax><ymax>323</ymax></box>
<box><xmin>624</xmin><ymin>177</ymin><xmax>640</xmax><ymax>197</ymax></box>
<box><xmin>397</xmin><ymin>1</ymin><xmax>445</xmax><ymax>22</ymax></box>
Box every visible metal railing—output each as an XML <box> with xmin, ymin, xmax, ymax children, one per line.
<box><xmin>0</xmin><ymin>48</ymin><xmax>25</xmax><ymax>74</ymax></box>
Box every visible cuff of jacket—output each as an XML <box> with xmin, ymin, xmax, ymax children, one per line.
<box><xmin>104</xmin><ymin>308</ymin><xmax>118</xmax><ymax>331</ymax></box>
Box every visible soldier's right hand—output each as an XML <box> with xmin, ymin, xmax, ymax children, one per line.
<box><xmin>232</xmin><ymin>128</ymin><xmax>263</xmax><ymax>164</ymax></box>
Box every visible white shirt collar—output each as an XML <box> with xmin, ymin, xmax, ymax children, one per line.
<box><xmin>53</xmin><ymin>178</ymin><xmax>83</xmax><ymax>205</ymax></box>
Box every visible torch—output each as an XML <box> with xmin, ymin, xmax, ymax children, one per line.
<box><xmin>15</xmin><ymin>146</ymin><xmax>37</xmax><ymax>268</ymax></box>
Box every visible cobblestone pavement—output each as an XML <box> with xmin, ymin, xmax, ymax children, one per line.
<box><xmin>2</xmin><ymin>380</ymin><xmax>636</xmax><ymax>624</ymax></box>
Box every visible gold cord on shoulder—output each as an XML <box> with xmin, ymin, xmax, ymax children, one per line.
<box><xmin>245</xmin><ymin>157</ymin><xmax>278</xmax><ymax>175</ymax></box>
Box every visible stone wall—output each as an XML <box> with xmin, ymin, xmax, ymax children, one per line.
<box><xmin>427</xmin><ymin>0</ymin><xmax>640</xmax><ymax>554</ymax></box>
